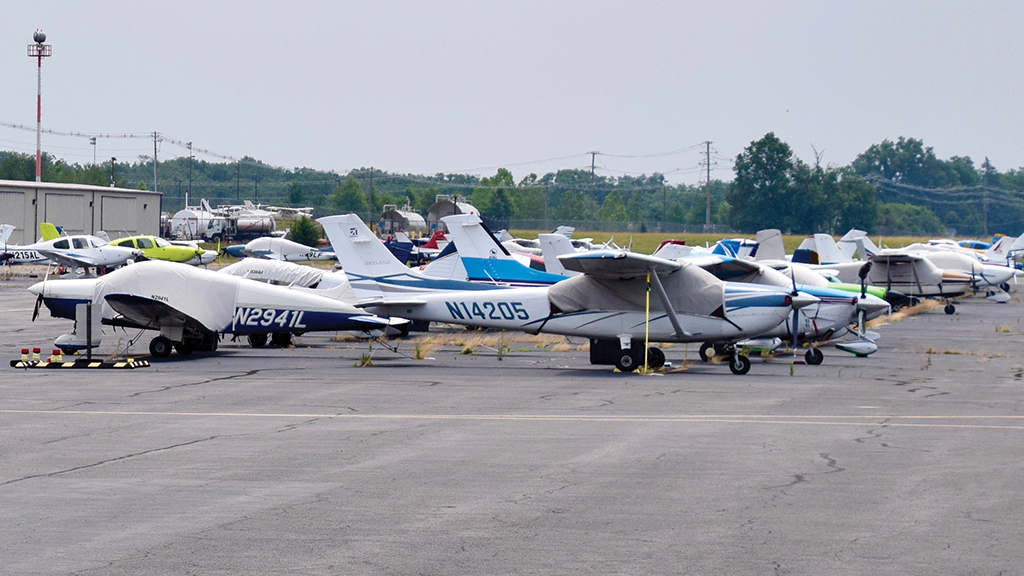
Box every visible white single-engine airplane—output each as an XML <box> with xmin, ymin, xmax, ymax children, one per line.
<box><xmin>319</xmin><ymin>214</ymin><xmax>817</xmax><ymax>374</ymax></box>
<box><xmin>28</xmin><ymin>260</ymin><xmax>401</xmax><ymax>357</ymax></box>
<box><xmin>1</xmin><ymin>223</ymin><xmax>142</xmax><ymax>275</ymax></box>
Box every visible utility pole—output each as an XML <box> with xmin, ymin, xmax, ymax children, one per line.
<box><xmin>368</xmin><ymin>166</ymin><xmax>374</xmax><ymax>211</ymax></box>
<box><xmin>589</xmin><ymin>151</ymin><xmax>597</xmax><ymax>183</ymax></box>
<box><xmin>152</xmin><ymin>131</ymin><xmax>158</xmax><ymax>193</ymax></box>
<box><xmin>236</xmin><ymin>161</ymin><xmax>240</xmax><ymax>202</ymax></box>
<box><xmin>186</xmin><ymin>141</ymin><xmax>193</xmax><ymax>207</ymax></box>
<box><xmin>704</xmin><ymin>141</ymin><xmax>712</xmax><ymax>232</ymax></box>
<box><xmin>109</xmin><ymin>157</ymin><xmax>116</xmax><ymax>187</ymax></box>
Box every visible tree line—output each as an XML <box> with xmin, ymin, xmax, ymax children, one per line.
<box><xmin>2</xmin><ymin>133</ymin><xmax>1021</xmax><ymax>236</ymax></box>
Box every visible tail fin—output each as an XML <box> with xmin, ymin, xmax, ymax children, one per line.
<box><xmin>440</xmin><ymin>214</ymin><xmax>507</xmax><ymax>259</ymax></box>
<box><xmin>95</xmin><ymin>231</ymin><xmax>110</xmax><ymax>243</ymax></box>
<box><xmin>838</xmin><ymin>229</ymin><xmax>878</xmax><ymax>260</ymax></box>
<box><xmin>39</xmin><ymin>222</ymin><xmax>61</xmax><ymax>241</ymax></box>
<box><xmin>538</xmin><ymin>233</ymin><xmax>579</xmax><ymax>277</ymax></box>
<box><xmin>442</xmin><ymin>214</ymin><xmax>566</xmax><ymax>285</ymax></box>
<box><xmin>812</xmin><ymin>234</ymin><xmax>851</xmax><ymax>264</ymax></box>
<box><xmin>318</xmin><ymin>214</ymin><xmax>413</xmax><ymax>279</ymax></box>
<box><xmin>0</xmin><ymin>224</ymin><xmax>14</xmax><ymax>245</ymax></box>
<box><xmin>200</xmin><ymin>198</ymin><xmax>213</xmax><ymax>212</ymax></box>
<box><xmin>753</xmin><ymin>229</ymin><xmax>786</xmax><ymax>261</ymax></box>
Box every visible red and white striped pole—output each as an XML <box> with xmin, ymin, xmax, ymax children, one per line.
<box><xmin>27</xmin><ymin>30</ymin><xmax>51</xmax><ymax>183</ymax></box>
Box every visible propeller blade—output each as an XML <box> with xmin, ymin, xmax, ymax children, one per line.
<box><xmin>32</xmin><ymin>293</ymin><xmax>42</xmax><ymax>322</ymax></box>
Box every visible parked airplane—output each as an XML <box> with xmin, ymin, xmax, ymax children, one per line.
<box><xmin>237</xmin><ymin>236</ymin><xmax>335</xmax><ymax>262</ymax></box>
<box><xmin>1</xmin><ymin>223</ymin><xmax>143</xmax><ymax>275</ymax></box>
<box><xmin>320</xmin><ymin>214</ymin><xmax>816</xmax><ymax>374</ymax></box>
<box><xmin>110</xmin><ymin>234</ymin><xmax>205</xmax><ymax>264</ymax></box>
<box><xmin>28</xmin><ymin>260</ymin><xmax>401</xmax><ymax>357</ymax></box>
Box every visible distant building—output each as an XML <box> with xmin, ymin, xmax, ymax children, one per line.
<box><xmin>0</xmin><ymin>180</ymin><xmax>161</xmax><ymax>244</ymax></box>
<box><xmin>426</xmin><ymin>194</ymin><xmax>478</xmax><ymax>230</ymax></box>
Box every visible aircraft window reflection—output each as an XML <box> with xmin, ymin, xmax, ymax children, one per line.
<box><xmin>154</xmin><ymin>238</ymin><xmax>171</xmax><ymax>247</ymax></box>
<box><xmin>138</xmin><ymin>238</ymin><xmax>154</xmax><ymax>249</ymax></box>
<box><xmin>73</xmin><ymin>238</ymin><xmax>88</xmax><ymax>249</ymax></box>
<box><xmin>53</xmin><ymin>239</ymin><xmax>69</xmax><ymax>249</ymax></box>
<box><xmin>93</xmin><ymin>238</ymin><xmax>108</xmax><ymax>247</ymax></box>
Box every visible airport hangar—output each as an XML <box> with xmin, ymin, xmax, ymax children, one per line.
<box><xmin>0</xmin><ymin>179</ymin><xmax>161</xmax><ymax>244</ymax></box>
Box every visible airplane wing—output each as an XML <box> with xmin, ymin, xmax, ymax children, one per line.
<box><xmin>104</xmin><ymin>293</ymin><xmax>207</xmax><ymax>331</ymax></box>
<box><xmin>558</xmin><ymin>250</ymin><xmax>681</xmax><ymax>278</ymax></box>
<box><xmin>37</xmin><ymin>249</ymin><xmax>106</xmax><ymax>269</ymax></box>
<box><xmin>869</xmin><ymin>252</ymin><xmax>924</xmax><ymax>264</ymax></box>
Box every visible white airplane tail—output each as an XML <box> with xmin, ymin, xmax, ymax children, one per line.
<box><xmin>0</xmin><ymin>224</ymin><xmax>14</xmax><ymax>246</ymax></box>
<box><xmin>441</xmin><ymin>214</ymin><xmax>506</xmax><ymax>259</ymax></box>
<box><xmin>987</xmin><ymin>233</ymin><xmax>1024</xmax><ymax>260</ymax></box>
<box><xmin>753</xmin><ymin>229</ymin><xmax>786</xmax><ymax>261</ymax></box>
<box><xmin>813</xmin><ymin>233</ymin><xmax>852</xmax><ymax>264</ymax></box>
<box><xmin>538</xmin><ymin>233</ymin><xmax>579</xmax><ymax>277</ymax></box>
<box><xmin>838</xmin><ymin>229</ymin><xmax>879</xmax><ymax>260</ymax></box>
<box><xmin>318</xmin><ymin>214</ymin><xmax>411</xmax><ymax>279</ymax></box>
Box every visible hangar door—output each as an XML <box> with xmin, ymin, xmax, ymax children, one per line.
<box><xmin>44</xmin><ymin>193</ymin><xmax>87</xmax><ymax>235</ymax></box>
<box><xmin>100</xmin><ymin>196</ymin><xmax>138</xmax><ymax>236</ymax></box>
<box><xmin>0</xmin><ymin>192</ymin><xmax>27</xmax><ymax>243</ymax></box>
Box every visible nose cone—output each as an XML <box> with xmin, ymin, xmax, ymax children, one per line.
<box><xmin>857</xmin><ymin>293</ymin><xmax>890</xmax><ymax>317</ymax></box>
<box><xmin>790</xmin><ymin>292</ymin><xmax>820</xmax><ymax>310</ymax></box>
<box><xmin>28</xmin><ymin>281</ymin><xmax>45</xmax><ymax>296</ymax></box>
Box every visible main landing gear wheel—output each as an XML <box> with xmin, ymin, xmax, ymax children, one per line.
<box><xmin>615</xmin><ymin>351</ymin><xmax>639</xmax><ymax>373</ymax></box>
<box><xmin>1000</xmin><ymin>282</ymin><xmax>1011</xmax><ymax>292</ymax></box>
<box><xmin>646</xmin><ymin>347</ymin><xmax>665</xmax><ymax>370</ymax></box>
<box><xmin>271</xmin><ymin>332</ymin><xmax>293</xmax><ymax>347</ymax></box>
<box><xmin>699</xmin><ymin>342</ymin><xmax>715</xmax><ymax>362</ymax></box>
<box><xmin>174</xmin><ymin>342</ymin><xmax>194</xmax><ymax>355</ymax></box>
<box><xmin>805</xmin><ymin>348</ymin><xmax>824</xmax><ymax>365</ymax></box>
<box><xmin>944</xmin><ymin>303</ymin><xmax>956</xmax><ymax>315</ymax></box>
<box><xmin>248</xmin><ymin>333</ymin><xmax>268</xmax><ymax>348</ymax></box>
<box><xmin>149</xmin><ymin>336</ymin><xmax>172</xmax><ymax>358</ymax></box>
<box><xmin>729</xmin><ymin>354</ymin><xmax>751</xmax><ymax>375</ymax></box>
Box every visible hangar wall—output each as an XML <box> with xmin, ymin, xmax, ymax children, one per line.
<box><xmin>0</xmin><ymin>180</ymin><xmax>160</xmax><ymax>244</ymax></box>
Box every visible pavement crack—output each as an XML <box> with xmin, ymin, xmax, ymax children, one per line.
<box><xmin>0</xmin><ymin>436</ymin><xmax>218</xmax><ymax>487</ymax></box>
<box><xmin>128</xmin><ymin>369</ymin><xmax>261</xmax><ymax>397</ymax></box>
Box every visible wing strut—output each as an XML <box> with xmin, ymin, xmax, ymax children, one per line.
<box><xmin>648</xmin><ymin>269</ymin><xmax>689</xmax><ymax>339</ymax></box>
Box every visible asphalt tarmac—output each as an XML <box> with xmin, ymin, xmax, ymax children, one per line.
<box><xmin>1</xmin><ymin>273</ymin><xmax>1023</xmax><ymax>575</ymax></box>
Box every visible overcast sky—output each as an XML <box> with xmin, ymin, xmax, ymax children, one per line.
<box><xmin>1</xmin><ymin>1</ymin><xmax>1021</xmax><ymax>186</ymax></box>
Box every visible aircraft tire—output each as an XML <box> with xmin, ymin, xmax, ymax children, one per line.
<box><xmin>1000</xmin><ymin>282</ymin><xmax>1011</xmax><ymax>292</ymax></box>
<box><xmin>729</xmin><ymin>354</ymin><xmax>751</xmax><ymax>375</ymax></box>
<box><xmin>615</xmin><ymin>351</ymin><xmax>639</xmax><ymax>373</ymax></box>
<box><xmin>271</xmin><ymin>332</ymin><xmax>292</xmax><ymax>347</ymax></box>
<box><xmin>647</xmin><ymin>347</ymin><xmax>665</xmax><ymax>370</ymax></box>
<box><xmin>175</xmin><ymin>342</ymin><xmax>194</xmax><ymax>355</ymax></box>
<box><xmin>805</xmin><ymin>348</ymin><xmax>824</xmax><ymax>365</ymax></box>
<box><xmin>698</xmin><ymin>342</ymin><xmax>714</xmax><ymax>362</ymax></box>
<box><xmin>248</xmin><ymin>333</ymin><xmax>268</xmax><ymax>348</ymax></box>
<box><xmin>149</xmin><ymin>336</ymin><xmax>172</xmax><ymax>358</ymax></box>
<box><xmin>944</xmin><ymin>303</ymin><xmax>956</xmax><ymax>315</ymax></box>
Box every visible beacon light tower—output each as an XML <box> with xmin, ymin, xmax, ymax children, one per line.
<box><xmin>27</xmin><ymin>29</ymin><xmax>52</xmax><ymax>182</ymax></box>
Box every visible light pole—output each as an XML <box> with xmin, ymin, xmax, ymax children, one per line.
<box><xmin>187</xmin><ymin>141</ymin><xmax>193</xmax><ymax>207</ymax></box>
<box><xmin>110</xmin><ymin>157</ymin><xmax>117</xmax><ymax>187</ymax></box>
<box><xmin>27</xmin><ymin>29</ymin><xmax>52</xmax><ymax>182</ymax></box>
<box><xmin>89</xmin><ymin>137</ymin><xmax>96</xmax><ymax>165</ymax></box>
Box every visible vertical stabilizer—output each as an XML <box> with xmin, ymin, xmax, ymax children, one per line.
<box><xmin>0</xmin><ymin>224</ymin><xmax>14</xmax><ymax>245</ymax></box>
<box><xmin>318</xmin><ymin>214</ymin><xmax>412</xmax><ymax>280</ymax></box>
<box><xmin>538</xmin><ymin>233</ymin><xmax>579</xmax><ymax>276</ymax></box>
<box><xmin>39</xmin><ymin>222</ymin><xmax>61</xmax><ymax>241</ymax></box>
<box><xmin>754</xmin><ymin>229</ymin><xmax>786</xmax><ymax>261</ymax></box>
<box><xmin>443</xmin><ymin>214</ymin><xmax>566</xmax><ymax>285</ymax></box>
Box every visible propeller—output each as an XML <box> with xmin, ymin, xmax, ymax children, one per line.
<box><xmin>32</xmin><ymin>293</ymin><xmax>42</xmax><ymax>321</ymax></box>
<box><xmin>789</xmin><ymin>264</ymin><xmax>800</xmax><ymax>352</ymax></box>
<box><xmin>856</xmin><ymin>261</ymin><xmax>873</xmax><ymax>339</ymax></box>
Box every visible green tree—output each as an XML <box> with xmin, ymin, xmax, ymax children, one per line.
<box><xmin>727</xmin><ymin>132</ymin><xmax>796</xmax><ymax>232</ymax></box>
<box><xmin>596</xmin><ymin>189</ymin><xmax>628</xmax><ymax>221</ymax></box>
<box><xmin>330</xmin><ymin>177</ymin><xmax>368</xmax><ymax>213</ymax></box>
<box><xmin>287</xmin><ymin>182</ymin><xmax>306</xmax><ymax>205</ymax></box>
<box><xmin>876</xmin><ymin>203</ymin><xmax>943</xmax><ymax>235</ymax></box>
<box><xmin>289</xmin><ymin>215</ymin><xmax>321</xmax><ymax>247</ymax></box>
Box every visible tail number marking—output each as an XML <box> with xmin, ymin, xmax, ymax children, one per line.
<box><xmin>444</xmin><ymin>301</ymin><xmax>528</xmax><ymax>321</ymax></box>
<box><xmin>234</xmin><ymin>308</ymin><xmax>307</xmax><ymax>329</ymax></box>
